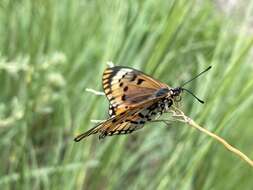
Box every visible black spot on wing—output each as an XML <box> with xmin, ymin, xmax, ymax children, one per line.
<box><xmin>130</xmin><ymin>73</ymin><xmax>137</xmax><ymax>81</ymax></box>
<box><xmin>121</xmin><ymin>94</ymin><xmax>126</xmax><ymax>101</ymax></box>
<box><xmin>109</xmin><ymin>97</ymin><xmax>115</xmax><ymax>101</ymax></box>
<box><xmin>138</xmin><ymin>113</ymin><xmax>145</xmax><ymax>118</ymax></box>
<box><xmin>130</xmin><ymin>121</ymin><xmax>139</xmax><ymax>124</ymax></box>
<box><xmin>107</xmin><ymin>128</ymin><xmax>136</xmax><ymax>136</ymax></box>
<box><xmin>137</xmin><ymin>78</ymin><xmax>145</xmax><ymax>85</ymax></box>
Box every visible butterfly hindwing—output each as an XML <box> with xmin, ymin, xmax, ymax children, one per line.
<box><xmin>74</xmin><ymin>97</ymin><xmax>165</xmax><ymax>141</ymax></box>
<box><xmin>101</xmin><ymin>98</ymin><xmax>163</xmax><ymax>138</ymax></box>
<box><xmin>103</xmin><ymin>66</ymin><xmax>168</xmax><ymax>116</ymax></box>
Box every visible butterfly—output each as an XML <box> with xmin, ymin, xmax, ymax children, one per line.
<box><xmin>74</xmin><ymin>65</ymin><xmax>211</xmax><ymax>141</ymax></box>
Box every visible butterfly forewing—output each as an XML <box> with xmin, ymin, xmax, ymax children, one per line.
<box><xmin>103</xmin><ymin>66</ymin><xmax>168</xmax><ymax>116</ymax></box>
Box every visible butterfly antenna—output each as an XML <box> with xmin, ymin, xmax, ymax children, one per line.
<box><xmin>180</xmin><ymin>66</ymin><xmax>212</xmax><ymax>87</ymax></box>
<box><xmin>181</xmin><ymin>88</ymin><xmax>204</xmax><ymax>104</ymax></box>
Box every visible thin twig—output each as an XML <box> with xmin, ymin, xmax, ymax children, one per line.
<box><xmin>171</xmin><ymin>106</ymin><xmax>253</xmax><ymax>168</ymax></box>
<box><xmin>90</xmin><ymin>119</ymin><xmax>106</xmax><ymax>123</ymax></box>
<box><xmin>85</xmin><ymin>88</ymin><xmax>105</xmax><ymax>96</ymax></box>
<box><xmin>84</xmin><ymin>86</ymin><xmax>253</xmax><ymax>167</ymax></box>
<box><xmin>84</xmin><ymin>88</ymin><xmax>106</xmax><ymax>123</ymax></box>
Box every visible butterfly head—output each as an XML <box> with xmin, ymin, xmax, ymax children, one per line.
<box><xmin>172</xmin><ymin>66</ymin><xmax>212</xmax><ymax>104</ymax></box>
<box><xmin>171</xmin><ymin>87</ymin><xmax>182</xmax><ymax>97</ymax></box>
<box><xmin>170</xmin><ymin>87</ymin><xmax>183</xmax><ymax>102</ymax></box>
<box><xmin>156</xmin><ymin>87</ymin><xmax>204</xmax><ymax>104</ymax></box>
<box><xmin>175</xmin><ymin>87</ymin><xmax>204</xmax><ymax>104</ymax></box>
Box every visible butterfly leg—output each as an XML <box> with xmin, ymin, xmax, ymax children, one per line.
<box><xmin>99</xmin><ymin>132</ymin><xmax>107</xmax><ymax>140</ymax></box>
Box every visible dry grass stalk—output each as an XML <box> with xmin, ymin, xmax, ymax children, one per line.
<box><xmin>170</xmin><ymin>106</ymin><xmax>253</xmax><ymax>168</ymax></box>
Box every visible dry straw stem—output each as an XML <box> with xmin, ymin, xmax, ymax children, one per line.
<box><xmin>85</xmin><ymin>88</ymin><xmax>253</xmax><ymax>168</ymax></box>
<box><xmin>170</xmin><ymin>106</ymin><xmax>253</xmax><ymax>168</ymax></box>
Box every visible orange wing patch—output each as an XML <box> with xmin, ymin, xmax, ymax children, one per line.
<box><xmin>103</xmin><ymin>66</ymin><xmax>168</xmax><ymax>116</ymax></box>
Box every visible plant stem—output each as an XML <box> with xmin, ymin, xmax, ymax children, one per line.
<box><xmin>171</xmin><ymin>106</ymin><xmax>253</xmax><ymax>168</ymax></box>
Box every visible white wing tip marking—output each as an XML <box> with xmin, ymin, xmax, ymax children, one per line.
<box><xmin>107</xmin><ymin>61</ymin><xmax>114</xmax><ymax>68</ymax></box>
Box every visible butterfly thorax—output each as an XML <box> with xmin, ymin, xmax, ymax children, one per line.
<box><xmin>139</xmin><ymin>88</ymin><xmax>183</xmax><ymax>123</ymax></box>
<box><xmin>155</xmin><ymin>87</ymin><xmax>182</xmax><ymax>101</ymax></box>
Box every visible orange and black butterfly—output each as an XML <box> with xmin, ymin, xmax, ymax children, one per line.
<box><xmin>74</xmin><ymin>66</ymin><xmax>211</xmax><ymax>141</ymax></box>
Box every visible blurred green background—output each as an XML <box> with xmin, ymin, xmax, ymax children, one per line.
<box><xmin>1</xmin><ymin>0</ymin><xmax>253</xmax><ymax>189</ymax></box>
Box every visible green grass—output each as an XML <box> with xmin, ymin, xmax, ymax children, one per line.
<box><xmin>1</xmin><ymin>0</ymin><xmax>253</xmax><ymax>189</ymax></box>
